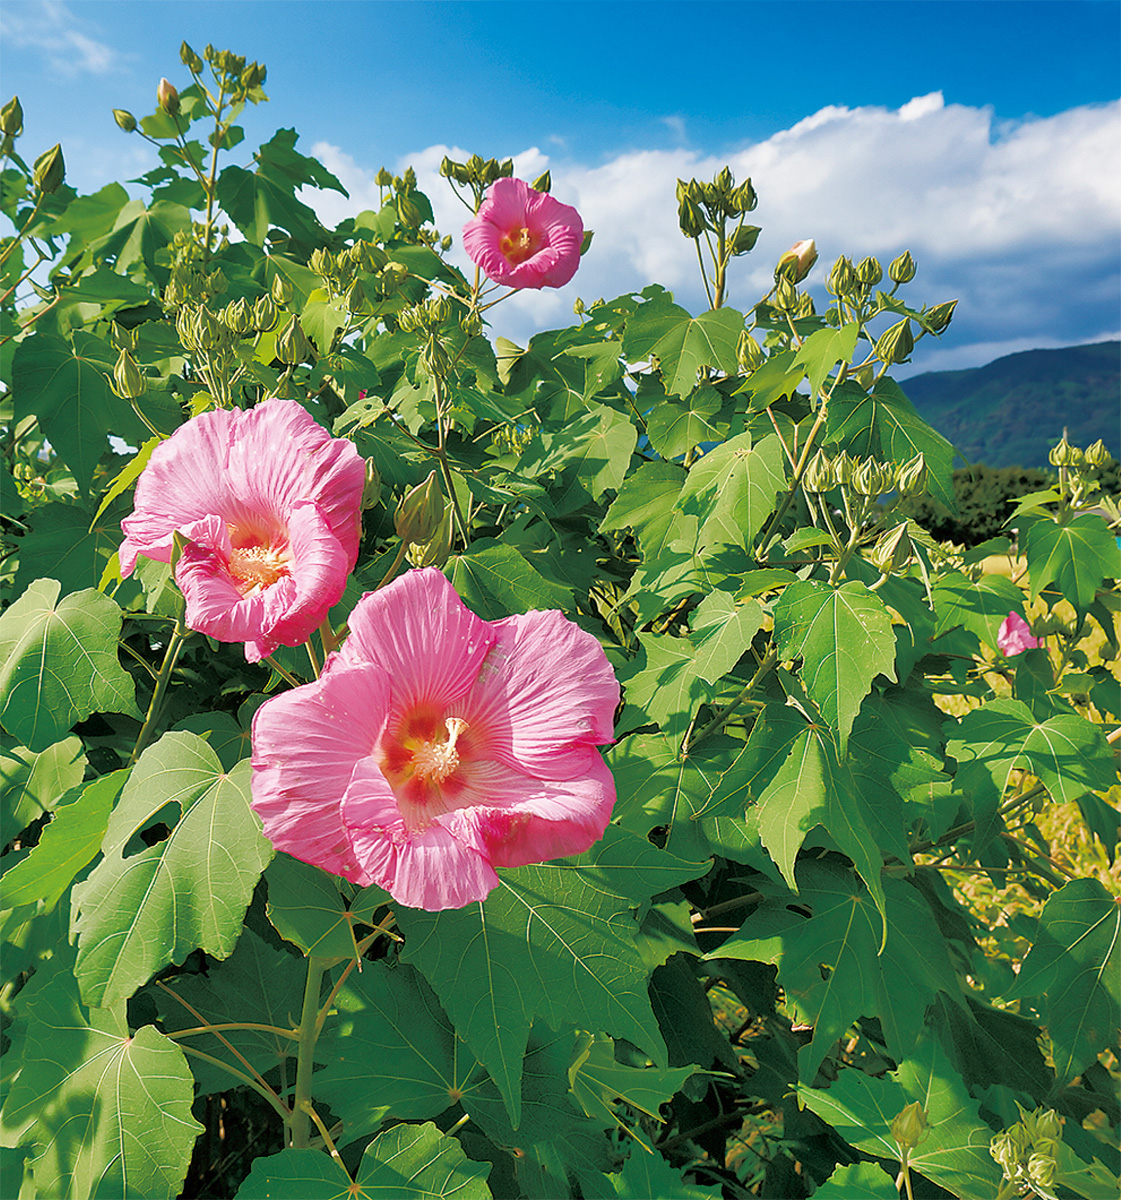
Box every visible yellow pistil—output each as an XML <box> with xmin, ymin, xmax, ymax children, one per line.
<box><xmin>228</xmin><ymin>544</ymin><xmax>290</xmax><ymax>596</ymax></box>
<box><xmin>412</xmin><ymin>717</ymin><xmax>468</xmax><ymax>784</ymax></box>
<box><xmin>498</xmin><ymin>225</ymin><xmax>539</xmax><ymax>267</ymax></box>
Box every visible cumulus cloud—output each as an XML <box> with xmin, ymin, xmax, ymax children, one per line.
<box><xmin>306</xmin><ymin>93</ymin><xmax>1121</xmax><ymax>373</ymax></box>
<box><xmin>0</xmin><ymin>1</ymin><xmax>121</xmax><ymax>76</ymax></box>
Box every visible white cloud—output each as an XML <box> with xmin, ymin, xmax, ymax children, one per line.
<box><xmin>0</xmin><ymin>1</ymin><xmax>121</xmax><ymax>76</ymax></box>
<box><xmin>304</xmin><ymin>95</ymin><xmax>1121</xmax><ymax>372</ymax></box>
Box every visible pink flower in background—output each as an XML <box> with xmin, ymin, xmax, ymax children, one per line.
<box><xmin>120</xmin><ymin>400</ymin><xmax>365</xmax><ymax>662</ymax></box>
<box><xmin>250</xmin><ymin>568</ymin><xmax>619</xmax><ymax>910</ymax></box>
<box><xmin>462</xmin><ymin>177</ymin><xmax>584</xmax><ymax>290</ymax></box>
<box><xmin>997</xmin><ymin>611</ymin><xmax>1041</xmax><ymax>656</ymax></box>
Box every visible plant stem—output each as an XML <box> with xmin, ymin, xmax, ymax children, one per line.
<box><xmin>290</xmin><ymin>956</ymin><xmax>329</xmax><ymax>1149</ymax></box>
<box><xmin>685</xmin><ymin>650</ymin><xmax>778</xmax><ymax>751</ymax></box>
<box><xmin>130</xmin><ymin>619</ymin><xmax>188</xmax><ymax>762</ymax></box>
<box><xmin>178</xmin><ymin>1045</ymin><xmax>291</xmax><ymax>1124</ymax></box>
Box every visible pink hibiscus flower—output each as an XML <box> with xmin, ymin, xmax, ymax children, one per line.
<box><xmin>997</xmin><ymin>611</ymin><xmax>1041</xmax><ymax>656</ymax></box>
<box><xmin>462</xmin><ymin>177</ymin><xmax>584</xmax><ymax>290</ymax></box>
<box><xmin>119</xmin><ymin>399</ymin><xmax>365</xmax><ymax>662</ymax></box>
<box><xmin>250</xmin><ymin>568</ymin><xmax>620</xmax><ymax>910</ymax></box>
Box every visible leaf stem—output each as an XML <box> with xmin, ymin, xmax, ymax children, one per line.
<box><xmin>290</xmin><ymin>955</ymin><xmax>330</xmax><ymax>1148</ymax></box>
<box><xmin>177</xmin><ymin>1044</ymin><xmax>291</xmax><ymax>1124</ymax></box>
<box><xmin>129</xmin><ymin>619</ymin><xmax>188</xmax><ymax>762</ymax></box>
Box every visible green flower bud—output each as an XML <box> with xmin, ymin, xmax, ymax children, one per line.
<box><xmin>193</xmin><ymin>307</ymin><xmax>223</xmax><ymax>351</ymax></box>
<box><xmin>896</xmin><ymin>452</ymin><xmax>928</xmax><ymax>497</ymax></box>
<box><xmin>180</xmin><ymin>41</ymin><xmax>204</xmax><ymax>73</ymax></box>
<box><xmin>32</xmin><ymin>143</ymin><xmax>65</xmax><ymax>194</ymax></box>
<box><xmin>731</xmin><ymin>179</ymin><xmax>757</xmax><ymax>213</ymax></box>
<box><xmin>1085</xmin><ymin>439</ymin><xmax>1111</xmax><ymax>468</ymax></box>
<box><xmin>802</xmin><ymin>449</ymin><xmax>836</xmax><ymax>494</ymax></box>
<box><xmin>1027</xmin><ymin>1153</ymin><xmax>1056</xmax><ymax>1190</ymax></box>
<box><xmin>206</xmin><ymin>268</ymin><xmax>227</xmax><ymax>297</ymax></box>
<box><xmin>1049</xmin><ymin>437</ymin><xmax>1078</xmax><ymax>467</ymax></box>
<box><xmin>826</xmin><ymin>255</ymin><xmax>856</xmax><ymax>296</ymax></box>
<box><xmin>275</xmin><ymin>313</ymin><xmax>314</xmax><ymax>364</ymax></box>
<box><xmin>793</xmin><ymin>293</ymin><xmax>815</xmax><ymax>318</ymax></box>
<box><xmin>773</xmin><ymin>278</ymin><xmax>798</xmax><ymax>312</ymax></box>
<box><xmin>737</xmin><ymin>330</ymin><xmax>766</xmax><ymax>373</ymax></box>
<box><xmin>856</xmin><ymin>256</ymin><xmax>882</xmax><ymax>286</ymax></box>
<box><xmin>890</xmin><ymin>1101</ymin><xmax>929</xmax><ymax>1151</ymax></box>
<box><xmin>395</xmin><ymin>470</ymin><xmax>445</xmax><ymax>544</ymax></box>
<box><xmin>833</xmin><ymin>451</ymin><xmax>856</xmax><ymax>487</ymax></box>
<box><xmin>713</xmin><ymin>165</ymin><xmax>734</xmax><ymax>198</ymax></box>
<box><xmin>253</xmin><ymin>294</ymin><xmax>278</xmax><ymax>332</ymax></box>
<box><xmin>531</xmin><ymin>169</ymin><xmax>552</xmax><ymax>193</ymax></box>
<box><xmin>309</xmin><ymin>247</ymin><xmax>333</xmax><ymax>278</ymax></box>
<box><xmin>222</xmin><ymin>296</ymin><xmax>254</xmax><ymax>335</ymax></box>
<box><xmin>375</xmin><ymin>167</ymin><xmax>394</xmax><ymax>188</ymax></box>
<box><xmin>573</xmin><ymin>296</ymin><xmax>586</xmax><ymax>317</ymax></box>
<box><xmin>397</xmin><ymin>194</ymin><xmax>423</xmax><ymax>228</ymax></box>
<box><xmin>677</xmin><ymin>195</ymin><xmax>707</xmax><ymax>239</ymax></box>
<box><xmin>852</xmin><ymin>457</ymin><xmax>881</xmax><ymax>497</ymax></box>
<box><xmin>990</xmin><ymin>1131</ymin><xmax>1018</xmax><ymax>1175</ymax></box>
<box><xmin>775</xmin><ymin>239</ymin><xmax>817</xmax><ymax>282</ymax></box>
<box><xmin>440</xmin><ymin>235</ymin><xmax>452</xmax><ymax>251</ymax></box>
<box><xmin>112</xmin><ymin>108</ymin><xmax>137</xmax><ymax>133</ymax></box>
<box><xmin>871</xmin><ymin>522</ymin><xmax>913</xmax><ymax>575</ymax></box>
<box><xmin>271</xmin><ymin>274</ymin><xmax>293</xmax><ymax>306</ymax></box>
<box><xmin>403</xmin><ymin>165</ymin><xmax>417</xmax><ymax>189</ymax></box>
<box><xmin>874</xmin><ymin>318</ymin><xmax>914</xmax><ymax>365</ymax></box>
<box><xmin>888</xmin><ymin>250</ymin><xmax>916</xmax><ymax>284</ymax></box>
<box><xmin>924</xmin><ymin>299</ymin><xmax>957</xmax><ymax>333</ymax></box>
<box><xmin>157</xmin><ymin>78</ymin><xmax>180</xmax><ymax>116</ymax></box>
<box><xmin>852</xmin><ymin>364</ymin><xmax>875</xmax><ymax>390</ymax></box>
<box><xmin>361</xmin><ymin>458</ymin><xmax>382</xmax><ymax>510</ymax></box>
<box><xmin>111</xmin><ymin>347</ymin><xmax>146</xmax><ymax>400</ymax></box>
<box><xmin>344</xmin><ymin>278</ymin><xmax>365</xmax><ymax>312</ymax></box>
<box><xmin>2</xmin><ymin>96</ymin><xmax>24</xmax><ymax>138</ymax></box>
<box><xmin>407</xmin><ymin>507</ymin><xmax>454</xmax><ymax>569</ymax></box>
<box><xmin>438</xmin><ymin>155</ymin><xmax>455</xmax><ymax>178</ymax></box>
<box><xmin>729</xmin><ymin>224</ymin><xmax>762</xmax><ymax>256</ymax></box>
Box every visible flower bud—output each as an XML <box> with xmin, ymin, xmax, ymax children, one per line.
<box><xmin>112</xmin><ymin>108</ymin><xmax>137</xmax><ymax>133</ymax></box>
<box><xmin>573</xmin><ymin>296</ymin><xmax>586</xmax><ymax>317</ymax></box>
<box><xmin>193</xmin><ymin>307</ymin><xmax>223</xmax><ymax>351</ymax></box>
<box><xmin>180</xmin><ymin>41</ymin><xmax>204</xmax><ymax>73</ymax></box>
<box><xmin>731</xmin><ymin>179</ymin><xmax>757</xmax><ymax>213</ymax></box>
<box><xmin>773</xmin><ymin>278</ymin><xmax>798</xmax><ymax>312</ymax></box>
<box><xmin>990</xmin><ymin>1131</ymin><xmax>1018</xmax><ymax>1174</ymax></box>
<box><xmin>856</xmin><ymin>256</ymin><xmax>882</xmax><ymax>286</ymax></box>
<box><xmin>344</xmin><ymin>278</ymin><xmax>365</xmax><ymax>312</ymax></box>
<box><xmin>852</xmin><ymin>364</ymin><xmax>875</xmax><ymax>390</ymax></box>
<box><xmin>729</xmin><ymin>224</ymin><xmax>762</xmax><ymax>257</ymax></box>
<box><xmin>1</xmin><ymin>96</ymin><xmax>24</xmax><ymax>138</ymax></box>
<box><xmin>1049</xmin><ymin>437</ymin><xmax>1078</xmax><ymax>468</ymax></box>
<box><xmin>375</xmin><ymin>167</ymin><xmax>394</xmax><ymax>188</ymax></box>
<box><xmin>361</xmin><ymin>458</ymin><xmax>382</xmax><ymax>510</ymax></box>
<box><xmin>874</xmin><ymin>318</ymin><xmax>914</xmax><ymax>365</ymax></box>
<box><xmin>32</xmin><ymin>143</ymin><xmax>65</xmax><ymax>194</ymax></box>
<box><xmin>737</xmin><ymin>330</ymin><xmax>766</xmax><ymax>373</ymax></box>
<box><xmin>253</xmin><ymin>294</ymin><xmax>278</xmax><ymax>331</ymax></box>
<box><xmin>677</xmin><ymin>195</ymin><xmax>707</xmax><ymax>239</ymax></box>
<box><xmin>775</xmin><ymin>239</ymin><xmax>818</xmax><ymax>283</ymax></box>
<box><xmin>157</xmin><ymin>78</ymin><xmax>180</xmax><ymax>116</ymax></box>
<box><xmin>271</xmin><ymin>274</ymin><xmax>293</xmax><ymax>306</ymax></box>
<box><xmin>896</xmin><ymin>452</ymin><xmax>928</xmax><ymax>498</ymax></box>
<box><xmin>407</xmin><ymin>507</ymin><xmax>454</xmax><ymax>569</ymax></box>
<box><xmin>802</xmin><ymin>449</ymin><xmax>836</xmax><ymax>494</ymax></box>
<box><xmin>1085</xmin><ymin>439</ymin><xmax>1111</xmax><ymax>468</ymax></box>
<box><xmin>852</xmin><ymin>457</ymin><xmax>882</xmax><ymax>497</ymax></box>
<box><xmin>222</xmin><ymin>296</ymin><xmax>254</xmax><ymax>335</ymax></box>
<box><xmin>890</xmin><ymin>1102</ymin><xmax>929</xmax><ymax>1151</ymax></box>
<box><xmin>833</xmin><ymin>451</ymin><xmax>856</xmax><ymax>488</ymax></box>
<box><xmin>206</xmin><ymin>268</ymin><xmax>227</xmax><ymax>296</ymax></box>
<box><xmin>397</xmin><ymin>194</ymin><xmax>423</xmax><ymax>227</ymax></box>
<box><xmin>531</xmin><ymin>169</ymin><xmax>551</xmax><ymax>193</ymax></box>
<box><xmin>826</xmin><ymin>255</ymin><xmax>856</xmax><ymax>296</ymax></box>
<box><xmin>395</xmin><ymin>470</ymin><xmax>445</xmax><ymax>544</ymax></box>
<box><xmin>871</xmin><ymin>523</ymin><xmax>912</xmax><ymax>575</ymax></box>
<box><xmin>309</xmin><ymin>247</ymin><xmax>333</xmax><ymax>278</ymax></box>
<box><xmin>924</xmin><ymin>299</ymin><xmax>957</xmax><ymax>334</ymax></box>
<box><xmin>111</xmin><ymin>348</ymin><xmax>146</xmax><ymax>400</ymax></box>
<box><xmin>888</xmin><ymin>250</ymin><xmax>916</xmax><ymax>284</ymax></box>
<box><xmin>275</xmin><ymin>313</ymin><xmax>313</xmax><ymax>364</ymax></box>
<box><xmin>1027</xmin><ymin>1153</ymin><xmax>1056</xmax><ymax>1190</ymax></box>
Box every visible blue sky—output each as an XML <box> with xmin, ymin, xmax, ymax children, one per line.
<box><xmin>3</xmin><ymin>0</ymin><xmax>1120</xmax><ymax>375</ymax></box>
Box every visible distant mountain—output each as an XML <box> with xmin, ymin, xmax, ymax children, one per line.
<box><xmin>900</xmin><ymin>341</ymin><xmax>1120</xmax><ymax>468</ymax></box>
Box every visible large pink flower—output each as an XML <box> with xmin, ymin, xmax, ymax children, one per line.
<box><xmin>250</xmin><ymin>568</ymin><xmax>620</xmax><ymax>910</ymax></box>
<box><xmin>997</xmin><ymin>611</ymin><xmax>1041</xmax><ymax>656</ymax></box>
<box><xmin>120</xmin><ymin>399</ymin><xmax>365</xmax><ymax>662</ymax></box>
<box><xmin>462</xmin><ymin>177</ymin><xmax>584</xmax><ymax>290</ymax></box>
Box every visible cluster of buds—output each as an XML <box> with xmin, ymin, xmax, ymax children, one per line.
<box><xmin>440</xmin><ymin>153</ymin><xmax>517</xmax><ymax>212</ymax></box>
<box><xmin>803</xmin><ymin>449</ymin><xmax>928</xmax><ymax>501</ymax></box>
<box><xmin>184</xmin><ymin>42</ymin><xmax>266</xmax><ymax>96</ymax></box>
<box><xmin>990</xmin><ymin>1107</ymin><xmax>1063</xmax><ymax>1200</ymax></box>
<box><xmin>492</xmin><ymin>423</ymin><xmax>538</xmax><ymax>458</ymax></box>
<box><xmin>676</xmin><ymin>168</ymin><xmax>758</xmax><ymax>238</ymax></box>
<box><xmin>396</xmin><ymin>294</ymin><xmax>453</xmax><ymax>337</ymax></box>
<box><xmin>1050</xmin><ymin>436</ymin><xmax>1112</xmax><ymax>471</ymax></box>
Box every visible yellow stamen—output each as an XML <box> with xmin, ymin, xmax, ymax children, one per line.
<box><xmin>228</xmin><ymin>544</ymin><xmax>289</xmax><ymax>596</ymax></box>
<box><xmin>412</xmin><ymin>717</ymin><xmax>468</xmax><ymax>784</ymax></box>
<box><xmin>499</xmin><ymin>225</ymin><xmax>539</xmax><ymax>266</ymax></box>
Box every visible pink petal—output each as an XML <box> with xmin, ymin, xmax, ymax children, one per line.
<box><xmin>997</xmin><ymin>611</ymin><xmax>1040</xmax><ymax>656</ymax></box>
<box><xmin>342</xmin><ymin>763</ymin><xmax>499</xmax><ymax>910</ymax></box>
<box><xmin>251</xmin><ymin>664</ymin><xmax>391</xmax><ymax>882</ymax></box>
<box><xmin>336</xmin><ymin>568</ymin><xmax>495</xmax><ymax>708</ymax></box>
<box><xmin>462</xmin><ymin>609</ymin><xmax>619</xmax><ymax>779</ymax></box>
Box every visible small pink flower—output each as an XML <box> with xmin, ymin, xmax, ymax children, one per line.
<box><xmin>250</xmin><ymin>568</ymin><xmax>619</xmax><ymax>910</ymax></box>
<box><xmin>120</xmin><ymin>399</ymin><xmax>365</xmax><ymax>663</ymax></box>
<box><xmin>462</xmin><ymin>177</ymin><xmax>584</xmax><ymax>290</ymax></box>
<box><xmin>997</xmin><ymin>611</ymin><xmax>1041</xmax><ymax>656</ymax></box>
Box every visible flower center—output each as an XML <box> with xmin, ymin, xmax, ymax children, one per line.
<box><xmin>499</xmin><ymin>225</ymin><xmax>540</xmax><ymax>267</ymax></box>
<box><xmin>227</xmin><ymin>542</ymin><xmax>290</xmax><ymax>596</ymax></box>
<box><xmin>411</xmin><ymin>717</ymin><xmax>468</xmax><ymax>784</ymax></box>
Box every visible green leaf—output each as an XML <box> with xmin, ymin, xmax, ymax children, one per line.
<box><xmin>12</xmin><ymin>499</ymin><xmax>136</xmax><ymax>600</ymax></box>
<box><xmin>1009</xmin><ymin>878</ymin><xmax>1121</xmax><ymax>1088</ymax></box>
<box><xmin>87</xmin><ymin>197</ymin><xmax>192</xmax><ymax>280</ymax></box>
<box><xmin>0</xmin><ymin>734</ymin><xmax>85</xmax><ymax>847</ymax></box>
<box><xmin>623</xmin><ymin>301</ymin><xmax>743</xmax><ymax>397</ymax></box>
<box><xmin>398</xmin><ymin>825</ymin><xmax>709</xmax><ymax>1127</ymax></box>
<box><xmin>811</xmin><ymin>1162</ymin><xmax>899</xmax><ymax>1199</ymax></box>
<box><xmin>152</xmin><ymin>927</ymin><xmax>305</xmax><ymax>1095</ymax></box>
<box><xmin>0</xmin><ymin>579</ymin><xmax>139</xmax><ymax>751</ymax></box>
<box><xmin>316</xmin><ymin>962</ymin><xmax>482</xmax><ymax>1147</ymax></box>
<box><xmin>1023</xmin><ymin>513</ymin><xmax>1120</xmax><ymax>611</ymax></box>
<box><xmin>520</xmin><ymin>404</ymin><xmax>636</xmax><ymax>504</ymax></box>
<box><xmin>678</xmin><ymin>431</ymin><xmax>786</xmax><ymax>550</ymax></box>
<box><xmin>0</xmin><ymin>769</ymin><xmax>124</xmax><ymax>911</ymax></box>
<box><xmin>581</xmin><ymin>1146</ymin><xmax>723</xmax><ymax>1198</ymax></box>
<box><xmin>714</xmin><ymin>860</ymin><xmax>959</xmax><ymax>1084</ymax></box>
<box><xmin>773</xmin><ymin>578</ymin><xmax>897</xmax><ymax>753</ymax></box>
<box><xmin>931</xmin><ymin>570</ymin><xmax>1027</xmax><ymax>652</ymax></box>
<box><xmin>646</xmin><ymin>384</ymin><xmax>726</xmax><ymax>459</ymax></box>
<box><xmin>798</xmin><ymin>1035</ymin><xmax>1003</xmax><ymax>1198</ymax></box>
<box><xmin>444</xmin><ymin>541</ymin><xmax>574</xmax><ymax>620</ymax></box>
<box><xmin>92</xmin><ymin>435</ymin><xmax>160</xmax><ymax>523</ymax></box>
<box><xmin>688</xmin><ymin>591</ymin><xmax>765</xmax><ymax>684</ymax></box>
<box><xmin>72</xmin><ymin>731</ymin><xmax>273</xmax><ymax>1007</ymax></box>
<box><xmin>235</xmin><ymin>1123</ymin><xmax>492</xmax><ymax>1200</ymax></box>
<box><xmin>793</xmin><ymin>322</ymin><xmax>860</xmax><ymax>397</ymax></box>
<box><xmin>600</xmin><ymin>460</ymin><xmax>687</xmax><ymax>560</ymax></box>
<box><xmin>265</xmin><ymin>852</ymin><xmax>361</xmax><ymax>960</ymax></box>
<box><xmin>945</xmin><ymin>700</ymin><xmax>1116</xmax><ymax>853</ymax></box>
<box><xmin>734</xmin><ymin>348</ymin><xmax>807</xmax><ymax>410</ymax></box>
<box><xmin>620</xmin><ymin>632</ymin><xmax>710</xmax><ymax>738</ymax></box>
<box><xmin>826</xmin><ymin>377</ymin><xmax>956</xmax><ymax>509</ymax></box>
<box><xmin>1</xmin><ymin>960</ymin><xmax>202</xmax><ymax>1200</ymax></box>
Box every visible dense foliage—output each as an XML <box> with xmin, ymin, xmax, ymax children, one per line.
<box><xmin>1</xmin><ymin>45</ymin><xmax>1119</xmax><ymax>1200</ymax></box>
